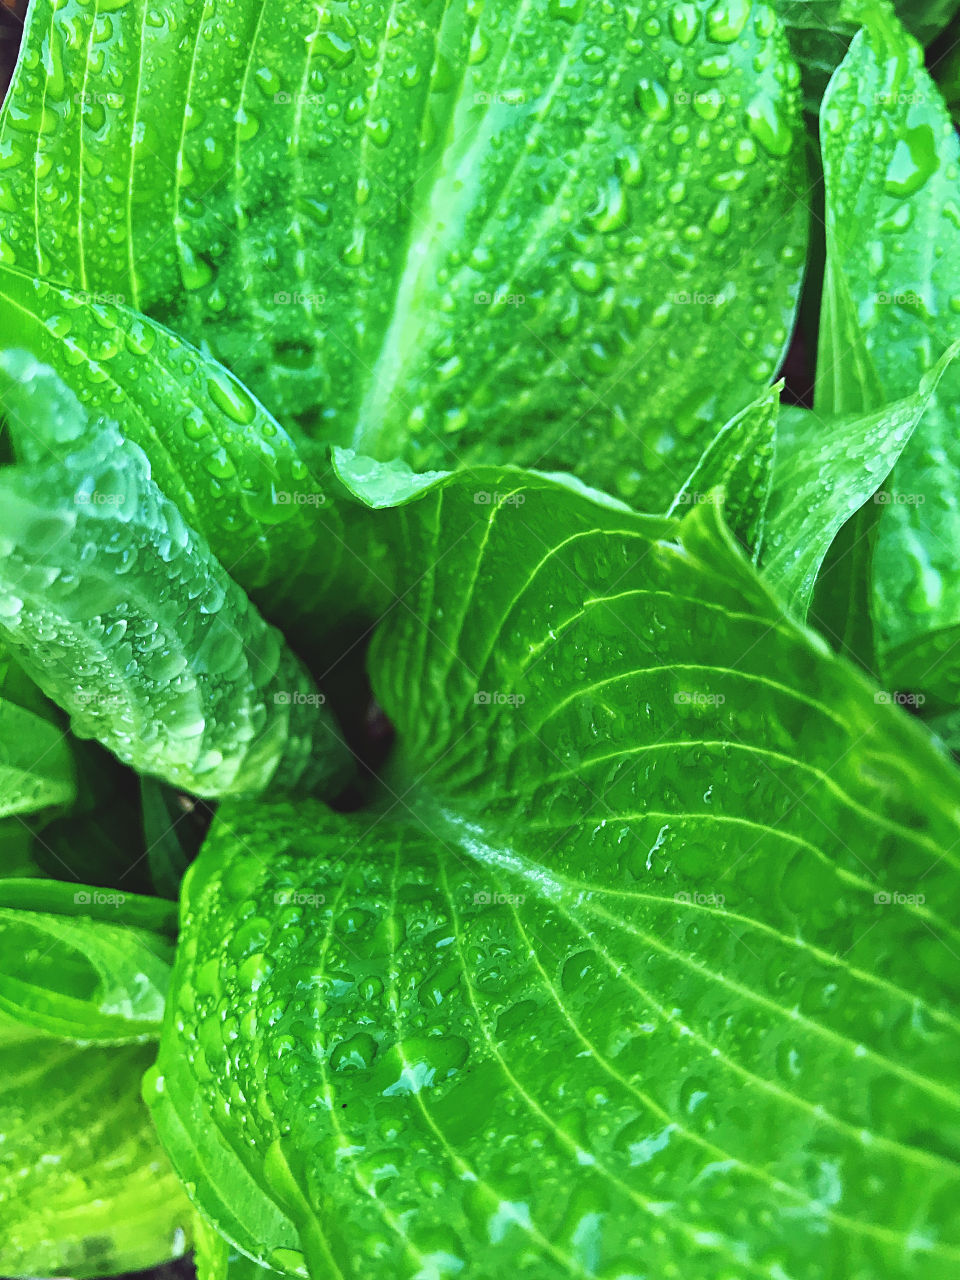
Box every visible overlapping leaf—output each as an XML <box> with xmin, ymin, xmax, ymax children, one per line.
<box><xmin>0</xmin><ymin>876</ymin><xmax>174</xmax><ymax>1042</ymax></box>
<box><xmin>0</xmin><ymin>279</ymin><xmax>378</xmax><ymax>621</ymax></box>
<box><xmin>0</xmin><ymin>643</ymin><xmax>77</xmax><ymax>822</ymax></box>
<box><xmin>776</xmin><ymin>0</ymin><xmax>960</xmax><ymax>109</ymax></box>
<box><xmin>762</xmin><ymin>345</ymin><xmax>958</xmax><ymax>616</ymax></box>
<box><xmin>0</xmin><ymin>396</ymin><xmax>351</xmax><ymax>798</ymax></box>
<box><xmin>0</xmin><ymin>1031</ymin><xmax>191</xmax><ymax>1278</ymax></box>
<box><xmin>818</xmin><ymin>12</ymin><xmax>960</xmax><ymax>702</ymax></box>
<box><xmin>154</xmin><ymin>471</ymin><xmax>960</xmax><ymax>1278</ymax></box>
<box><xmin>0</xmin><ymin>0</ymin><xmax>809</xmax><ymax>503</ymax></box>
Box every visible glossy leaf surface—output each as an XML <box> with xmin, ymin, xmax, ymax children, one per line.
<box><xmin>154</xmin><ymin>474</ymin><xmax>960</xmax><ymax>1279</ymax></box>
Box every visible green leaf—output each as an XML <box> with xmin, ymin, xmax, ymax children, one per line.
<box><xmin>194</xmin><ymin>1211</ymin><xmax>274</xmax><ymax>1280</ymax></box>
<box><xmin>141</xmin><ymin>777</ymin><xmax>204</xmax><ymax>901</ymax></box>
<box><xmin>154</xmin><ymin>474</ymin><xmax>960</xmax><ymax>1278</ymax></box>
<box><xmin>0</xmin><ymin>818</ymin><xmax>42</xmax><ymax>879</ymax></box>
<box><xmin>0</xmin><ymin>683</ymin><xmax>77</xmax><ymax>821</ymax></box>
<box><xmin>0</xmin><ymin>874</ymin><xmax>177</xmax><ymax>933</ymax></box>
<box><xmin>29</xmin><ymin>747</ymin><xmax>157</xmax><ymax>895</ymax></box>
<box><xmin>0</xmin><ymin>1033</ymin><xmax>191</xmax><ymax>1278</ymax></box>
<box><xmin>0</xmin><ymin>0</ymin><xmax>809</xmax><ymax>504</ymax></box>
<box><xmin>0</xmin><ymin>877</ymin><xmax>174</xmax><ymax>1042</ymax></box>
<box><xmin>0</xmin><ymin>418</ymin><xmax>352</xmax><ymax>798</ymax></box>
<box><xmin>194</xmin><ymin>1211</ymin><xmax>232</xmax><ymax>1280</ymax></box>
<box><xmin>776</xmin><ymin>0</ymin><xmax>960</xmax><ymax>110</ymax></box>
<box><xmin>819</xmin><ymin>13</ymin><xmax>960</xmax><ymax>702</ymax></box>
<box><xmin>0</xmin><ymin>284</ymin><xmax>361</xmax><ymax>619</ymax></box>
<box><xmin>667</xmin><ymin>383</ymin><xmax>779</xmax><ymax>557</ymax></box>
<box><xmin>763</xmin><ymin>345</ymin><xmax>959</xmax><ymax>616</ymax></box>
<box><xmin>0</xmin><ymin>637</ymin><xmax>77</xmax><ymax>822</ymax></box>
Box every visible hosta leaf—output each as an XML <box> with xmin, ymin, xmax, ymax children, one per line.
<box><xmin>0</xmin><ymin>0</ymin><xmax>808</xmax><ymax>504</ymax></box>
<box><xmin>0</xmin><ymin>686</ymin><xmax>76</xmax><ymax>821</ymax></box>
<box><xmin>141</xmin><ymin>777</ymin><xmax>205</xmax><ymax>901</ymax></box>
<box><xmin>0</xmin><ymin>419</ymin><xmax>351</xmax><ymax>798</ymax></box>
<box><xmin>819</xmin><ymin>12</ymin><xmax>960</xmax><ymax>702</ymax></box>
<box><xmin>0</xmin><ymin>638</ymin><xmax>77</xmax><ymax>822</ymax></box>
<box><xmin>776</xmin><ymin>0</ymin><xmax>960</xmax><ymax>109</ymax></box>
<box><xmin>762</xmin><ymin>345</ymin><xmax>958</xmax><ymax>616</ymax></box>
<box><xmin>0</xmin><ymin>877</ymin><xmax>174</xmax><ymax>1042</ymax></box>
<box><xmin>0</xmin><ymin>819</ymin><xmax>42</xmax><ymax>879</ymax></box>
<box><xmin>0</xmin><ymin>1031</ymin><xmax>191</xmax><ymax>1278</ymax></box>
<box><xmin>0</xmin><ymin>287</ymin><xmax>367</xmax><ymax>621</ymax></box>
<box><xmin>193</xmin><ymin>1211</ymin><xmax>274</xmax><ymax>1280</ymax></box>
<box><xmin>0</xmin><ymin>873</ymin><xmax>177</xmax><ymax>933</ymax></box>
<box><xmin>667</xmin><ymin>382</ymin><xmax>779</xmax><ymax>557</ymax></box>
<box><xmin>154</xmin><ymin>475</ymin><xmax>960</xmax><ymax>1279</ymax></box>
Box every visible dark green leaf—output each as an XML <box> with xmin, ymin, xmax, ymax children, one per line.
<box><xmin>777</xmin><ymin>0</ymin><xmax>960</xmax><ymax>110</ymax></box>
<box><xmin>141</xmin><ymin>778</ymin><xmax>205</xmax><ymax>902</ymax></box>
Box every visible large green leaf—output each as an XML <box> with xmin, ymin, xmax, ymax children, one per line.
<box><xmin>0</xmin><ymin>0</ymin><xmax>809</xmax><ymax>504</ymax></box>
<box><xmin>0</xmin><ymin>1030</ymin><xmax>191</xmax><ymax>1278</ymax></box>
<box><xmin>762</xmin><ymin>345</ymin><xmax>958</xmax><ymax>616</ymax></box>
<box><xmin>818</xmin><ymin>11</ymin><xmax>960</xmax><ymax>702</ymax></box>
<box><xmin>153</xmin><ymin>470</ymin><xmax>960</xmax><ymax>1279</ymax></box>
<box><xmin>0</xmin><ymin>876</ymin><xmax>173</xmax><ymax>1042</ymax></box>
<box><xmin>0</xmin><ymin>406</ymin><xmax>351</xmax><ymax>798</ymax></box>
